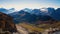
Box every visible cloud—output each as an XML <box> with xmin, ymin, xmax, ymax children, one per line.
<box><xmin>0</xmin><ymin>0</ymin><xmax>60</xmax><ymax>10</ymax></box>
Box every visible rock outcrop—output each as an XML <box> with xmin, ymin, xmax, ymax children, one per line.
<box><xmin>0</xmin><ymin>12</ymin><xmax>17</xmax><ymax>34</ymax></box>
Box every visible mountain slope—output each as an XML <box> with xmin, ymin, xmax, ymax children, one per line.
<box><xmin>0</xmin><ymin>12</ymin><xmax>17</xmax><ymax>34</ymax></box>
<box><xmin>0</xmin><ymin>8</ymin><xmax>9</xmax><ymax>14</ymax></box>
<box><xmin>9</xmin><ymin>10</ymin><xmax>37</xmax><ymax>24</ymax></box>
<box><xmin>51</xmin><ymin>8</ymin><xmax>60</xmax><ymax>20</ymax></box>
<box><xmin>9</xmin><ymin>9</ymin><xmax>54</xmax><ymax>24</ymax></box>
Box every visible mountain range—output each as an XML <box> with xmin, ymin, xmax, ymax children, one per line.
<box><xmin>0</xmin><ymin>8</ymin><xmax>60</xmax><ymax>24</ymax></box>
<box><xmin>0</xmin><ymin>8</ymin><xmax>15</xmax><ymax>14</ymax></box>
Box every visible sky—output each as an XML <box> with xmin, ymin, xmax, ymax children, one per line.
<box><xmin>0</xmin><ymin>0</ymin><xmax>60</xmax><ymax>10</ymax></box>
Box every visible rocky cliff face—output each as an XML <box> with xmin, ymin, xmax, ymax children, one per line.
<box><xmin>0</xmin><ymin>12</ymin><xmax>17</xmax><ymax>34</ymax></box>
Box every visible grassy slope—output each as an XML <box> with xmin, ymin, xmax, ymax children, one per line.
<box><xmin>17</xmin><ymin>21</ymin><xmax>60</xmax><ymax>33</ymax></box>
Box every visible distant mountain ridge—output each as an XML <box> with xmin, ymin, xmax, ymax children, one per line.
<box><xmin>0</xmin><ymin>8</ymin><xmax>16</xmax><ymax>14</ymax></box>
<box><xmin>0</xmin><ymin>8</ymin><xmax>9</xmax><ymax>14</ymax></box>
<box><xmin>0</xmin><ymin>8</ymin><xmax>60</xmax><ymax>24</ymax></box>
<box><xmin>8</xmin><ymin>8</ymin><xmax>59</xmax><ymax>24</ymax></box>
<box><xmin>9</xmin><ymin>10</ymin><xmax>37</xmax><ymax>24</ymax></box>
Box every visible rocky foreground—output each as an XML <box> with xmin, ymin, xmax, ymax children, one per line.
<box><xmin>16</xmin><ymin>23</ymin><xmax>60</xmax><ymax>34</ymax></box>
<box><xmin>0</xmin><ymin>12</ymin><xmax>18</xmax><ymax>34</ymax></box>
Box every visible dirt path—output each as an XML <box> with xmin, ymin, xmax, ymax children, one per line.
<box><xmin>16</xmin><ymin>24</ymin><xmax>29</xmax><ymax>34</ymax></box>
